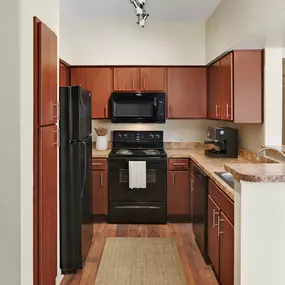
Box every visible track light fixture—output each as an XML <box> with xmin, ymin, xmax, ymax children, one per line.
<box><xmin>130</xmin><ymin>0</ymin><xmax>149</xmax><ymax>28</ymax></box>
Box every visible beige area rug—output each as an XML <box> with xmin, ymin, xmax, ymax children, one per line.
<box><xmin>94</xmin><ymin>238</ymin><xmax>186</xmax><ymax>285</ymax></box>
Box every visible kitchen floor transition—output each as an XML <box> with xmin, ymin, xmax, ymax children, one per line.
<box><xmin>60</xmin><ymin>223</ymin><xmax>218</xmax><ymax>285</ymax></box>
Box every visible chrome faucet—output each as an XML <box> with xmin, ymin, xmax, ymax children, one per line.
<box><xmin>256</xmin><ymin>147</ymin><xmax>285</xmax><ymax>161</ymax></box>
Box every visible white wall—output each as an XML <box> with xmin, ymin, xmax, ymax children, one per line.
<box><xmin>0</xmin><ymin>1</ymin><xmax>21</xmax><ymax>284</ymax></box>
<box><xmin>60</xmin><ymin>15</ymin><xmax>206</xmax><ymax>65</ymax></box>
<box><xmin>92</xmin><ymin>120</ymin><xmax>209</xmax><ymax>142</ymax></box>
<box><xmin>206</xmin><ymin>0</ymin><xmax>285</xmax><ymax>62</ymax></box>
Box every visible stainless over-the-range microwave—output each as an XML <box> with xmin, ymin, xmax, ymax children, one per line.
<box><xmin>110</xmin><ymin>92</ymin><xmax>166</xmax><ymax>123</ymax></box>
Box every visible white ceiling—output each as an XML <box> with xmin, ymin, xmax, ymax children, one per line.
<box><xmin>60</xmin><ymin>0</ymin><xmax>222</xmax><ymax>22</ymax></box>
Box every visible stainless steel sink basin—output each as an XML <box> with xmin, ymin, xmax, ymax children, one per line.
<box><xmin>214</xmin><ymin>172</ymin><xmax>234</xmax><ymax>189</ymax></box>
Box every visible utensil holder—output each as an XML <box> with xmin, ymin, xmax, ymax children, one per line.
<box><xmin>96</xmin><ymin>135</ymin><xmax>108</xmax><ymax>150</ymax></box>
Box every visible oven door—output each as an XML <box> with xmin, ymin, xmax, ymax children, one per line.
<box><xmin>108</xmin><ymin>158</ymin><xmax>167</xmax><ymax>202</ymax></box>
<box><xmin>110</xmin><ymin>92</ymin><xmax>164</xmax><ymax>123</ymax></box>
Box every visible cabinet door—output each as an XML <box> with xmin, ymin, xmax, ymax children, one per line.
<box><xmin>167</xmin><ymin>171</ymin><xmax>189</xmax><ymax>215</ymax></box>
<box><xmin>86</xmin><ymin>68</ymin><xmax>112</xmax><ymax>119</ymax></box>
<box><xmin>219</xmin><ymin>211</ymin><xmax>234</xmax><ymax>285</ymax></box>
<box><xmin>39</xmin><ymin>125</ymin><xmax>57</xmax><ymax>285</ymax></box>
<box><xmin>70</xmin><ymin>67</ymin><xmax>87</xmax><ymax>87</ymax></box>
<box><xmin>167</xmin><ymin>67</ymin><xmax>207</xmax><ymax>118</ymax></box>
<box><xmin>59</xmin><ymin>62</ymin><xmax>69</xmax><ymax>87</ymax></box>
<box><xmin>208</xmin><ymin>61</ymin><xmax>221</xmax><ymax>119</ymax></box>
<box><xmin>39</xmin><ymin>22</ymin><xmax>57</xmax><ymax>126</ymax></box>
<box><xmin>208</xmin><ymin>195</ymin><xmax>221</xmax><ymax>276</ymax></box>
<box><xmin>140</xmin><ymin>67</ymin><xmax>166</xmax><ymax>91</ymax></box>
<box><xmin>221</xmin><ymin>53</ymin><xmax>233</xmax><ymax>121</ymax></box>
<box><xmin>113</xmin><ymin>68</ymin><xmax>140</xmax><ymax>91</ymax></box>
<box><xmin>189</xmin><ymin>173</ymin><xmax>195</xmax><ymax>221</ymax></box>
<box><xmin>92</xmin><ymin>171</ymin><xmax>108</xmax><ymax>215</ymax></box>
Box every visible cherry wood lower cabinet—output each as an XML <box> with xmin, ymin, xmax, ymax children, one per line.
<box><xmin>39</xmin><ymin>125</ymin><xmax>57</xmax><ymax>285</ymax></box>
<box><xmin>208</xmin><ymin>180</ymin><xmax>234</xmax><ymax>285</ymax></box>
<box><xmin>167</xmin><ymin>169</ymin><xmax>189</xmax><ymax>216</ymax></box>
<box><xmin>92</xmin><ymin>159</ymin><xmax>108</xmax><ymax>215</ymax></box>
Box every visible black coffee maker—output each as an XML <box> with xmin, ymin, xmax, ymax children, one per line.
<box><xmin>204</xmin><ymin>127</ymin><xmax>238</xmax><ymax>158</ymax></box>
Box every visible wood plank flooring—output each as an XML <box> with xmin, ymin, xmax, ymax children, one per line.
<box><xmin>61</xmin><ymin>223</ymin><xmax>218</xmax><ymax>285</ymax></box>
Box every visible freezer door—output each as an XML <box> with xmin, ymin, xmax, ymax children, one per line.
<box><xmin>69</xmin><ymin>86</ymin><xmax>92</xmax><ymax>141</ymax></box>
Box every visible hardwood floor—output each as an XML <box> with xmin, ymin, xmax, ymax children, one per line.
<box><xmin>61</xmin><ymin>223</ymin><xmax>218</xmax><ymax>285</ymax></box>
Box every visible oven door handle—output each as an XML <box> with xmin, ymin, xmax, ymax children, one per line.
<box><xmin>114</xmin><ymin>206</ymin><xmax>160</xmax><ymax>209</ymax></box>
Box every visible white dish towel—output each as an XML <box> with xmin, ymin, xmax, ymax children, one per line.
<box><xmin>129</xmin><ymin>161</ymin><xmax>147</xmax><ymax>189</ymax></box>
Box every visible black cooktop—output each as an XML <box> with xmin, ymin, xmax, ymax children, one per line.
<box><xmin>109</xmin><ymin>148</ymin><xmax>167</xmax><ymax>158</ymax></box>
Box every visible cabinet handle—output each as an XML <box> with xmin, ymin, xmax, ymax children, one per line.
<box><xmin>53</xmin><ymin>128</ymin><xmax>60</xmax><ymax>147</ymax></box>
<box><xmin>172</xmin><ymin>173</ymin><xmax>175</xmax><ymax>186</ymax></box>
<box><xmin>100</xmin><ymin>173</ymin><xmax>104</xmax><ymax>187</ymax></box>
<box><xmin>169</xmin><ymin>105</ymin><xmax>173</xmax><ymax>118</ymax></box>
<box><xmin>173</xmin><ymin>163</ymin><xmax>186</xmax><ymax>166</ymax></box>
<box><xmin>132</xmin><ymin>78</ymin><xmax>135</xmax><ymax>90</ymax></box>
<box><xmin>216</xmin><ymin>104</ymin><xmax>221</xmax><ymax>118</ymax></box>
<box><xmin>93</xmin><ymin>162</ymin><xmax>103</xmax><ymax>166</ymax></box>
<box><xmin>191</xmin><ymin>179</ymin><xmax>194</xmax><ymax>191</ymax></box>
<box><xmin>212</xmin><ymin>209</ymin><xmax>219</xmax><ymax>228</ymax></box>
<box><xmin>53</xmin><ymin>102</ymin><xmax>59</xmax><ymax>119</ymax></box>
<box><xmin>217</xmin><ymin>216</ymin><xmax>225</xmax><ymax>236</ymax></box>
<box><xmin>143</xmin><ymin>77</ymin><xmax>146</xmax><ymax>90</ymax></box>
<box><xmin>226</xmin><ymin>103</ymin><xmax>231</xmax><ymax>119</ymax></box>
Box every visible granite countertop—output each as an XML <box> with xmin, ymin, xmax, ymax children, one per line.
<box><xmin>225</xmin><ymin>163</ymin><xmax>285</xmax><ymax>183</ymax></box>
<box><xmin>92</xmin><ymin>149</ymin><xmax>111</xmax><ymax>158</ymax></box>
<box><xmin>166</xmin><ymin>149</ymin><xmax>249</xmax><ymax>200</ymax></box>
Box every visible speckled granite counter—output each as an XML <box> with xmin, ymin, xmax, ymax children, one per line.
<box><xmin>225</xmin><ymin>163</ymin><xmax>285</xmax><ymax>183</ymax></box>
<box><xmin>92</xmin><ymin>149</ymin><xmax>111</xmax><ymax>158</ymax></box>
<box><xmin>166</xmin><ymin>149</ymin><xmax>249</xmax><ymax>200</ymax></box>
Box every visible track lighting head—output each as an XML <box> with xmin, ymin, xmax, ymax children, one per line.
<box><xmin>130</xmin><ymin>0</ymin><xmax>149</xmax><ymax>27</ymax></box>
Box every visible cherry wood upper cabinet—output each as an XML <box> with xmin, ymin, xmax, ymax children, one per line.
<box><xmin>220</xmin><ymin>53</ymin><xmax>233</xmax><ymax>121</ymax></box>
<box><xmin>167</xmin><ymin>67</ymin><xmax>207</xmax><ymax>119</ymax></box>
<box><xmin>86</xmin><ymin>68</ymin><xmax>112</xmax><ymax>119</ymax></box>
<box><xmin>208</xmin><ymin>61</ymin><xmax>221</xmax><ymax>119</ymax></box>
<box><xmin>113</xmin><ymin>68</ymin><xmax>140</xmax><ymax>91</ymax></box>
<box><xmin>208</xmin><ymin>195</ymin><xmax>220</xmax><ymax>277</ymax></box>
<box><xmin>208</xmin><ymin>50</ymin><xmax>263</xmax><ymax>123</ymax></box>
<box><xmin>233</xmin><ymin>50</ymin><xmax>263</xmax><ymax>123</ymax></box>
<box><xmin>39</xmin><ymin>22</ymin><xmax>57</xmax><ymax>126</ymax></box>
<box><xmin>219</xmin><ymin>211</ymin><xmax>234</xmax><ymax>285</ymax></box>
<box><xmin>70</xmin><ymin>68</ymin><xmax>112</xmax><ymax>119</ymax></box>
<box><xmin>39</xmin><ymin>125</ymin><xmax>57</xmax><ymax>285</ymax></box>
<box><xmin>140</xmin><ymin>67</ymin><xmax>166</xmax><ymax>91</ymax></box>
<box><xmin>167</xmin><ymin>170</ymin><xmax>189</xmax><ymax>215</ymax></box>
<box><xmin>59</xmin><ymin>62</ymin><xmax>69</xmax><ymax>87</ymax></box>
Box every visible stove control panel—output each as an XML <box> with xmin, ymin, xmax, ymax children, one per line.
<box><xmin>113</xmin><ymin>131</ymin><xmax>163</xmax><ymax>142</ymax></box>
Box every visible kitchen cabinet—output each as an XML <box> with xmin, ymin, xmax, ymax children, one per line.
<box><xmin>70</xmin><ymin>67</ymin><xmax>112</xmax><ymax>119</ymax></box>
<box><xmin>60</xmin><ymin>62</ymin><xmax>69</xmax><ymax>87</ymax></box>
<box><xmin>208</xmin><ymin>180</ymin><xmax>234</xmax><ymax>285</ymax></box>
<box><xmin>208</xmin><ymin>50</ymin><xmax>263</xmax><ymax>123</ymax></box>
<box><xmin>219</xmin><ymin>211</ymin><xmax>234</xmax><ymax>285</ymax></box>
<box><xmin>167</xmin><ymin>159</ymin><xmax>189</xmax><ymax>216</ymax></box>
<box><xmin>208</xmin><ymin>60</ymin><xmax>221</xmax><ymax>119</ymax></box>
<box><xmin>140</xmin><ymin>67</ymin><xmax>165</xmax><ymax>91</ymax></box>
<box><xmin>113</xmin><ymin>67</ymin><xmax>140</xmax><ymax>91</ymax></box>
<box><xmin>167</xmin><ymin>67</ymin><xmax>207</xmax><ymax>119</ymax></box>
<box><xmin>39</xmin><ymin>21</ymin><xmax>57</xmax><ymax>126</ymax></box>
<box><xmin>39</xmin><ymin>125</ymin><xmax>58</xmax><ymax>285</ymax></box>
<box><xmin>189</xmin><ymin>172</ymin><xmax>195</xmax><ymax>221</ymax></box>
<box><xmin>92</xmin><ymin>159</ymin><xmax>108</xmax><ymax>215</ymax></box>
<box><xmin>207</xmin><ymin>195</ymin><xmax>220</xmax><ymax>277</ymax></box>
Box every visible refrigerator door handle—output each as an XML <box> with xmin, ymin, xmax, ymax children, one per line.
<box><xmin>81</xmin><ymin>141</ymin><xmax>87</xmax><ymax>199</ymax></box>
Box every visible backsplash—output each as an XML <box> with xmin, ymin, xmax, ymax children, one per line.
<box><xmin>92</xmin><ymin>120</ymin><xmax>211</xmax><ymax>142</ymax></box>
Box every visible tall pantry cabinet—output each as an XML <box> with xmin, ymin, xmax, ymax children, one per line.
<box><xmin>34</xmin><ymin>17</ymin><xmax>58</xmax><ymax>285</ymax></box>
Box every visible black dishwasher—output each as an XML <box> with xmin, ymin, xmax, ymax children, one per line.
<box><xmin>193</xmin><ymin>165</ymin><xmax>209</xmax><ymax>263</ymax></box>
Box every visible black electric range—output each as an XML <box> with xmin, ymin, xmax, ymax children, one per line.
<box><xmin>108</xmin><ymin>131</ymin><xmax>167</xmax><ymax>224</ymax></box>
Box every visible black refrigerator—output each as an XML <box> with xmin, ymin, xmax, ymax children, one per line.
<box><xmin>59</xmin><ymin>86</ymin><xmax>93</xmax><ymax>274</ymax></box>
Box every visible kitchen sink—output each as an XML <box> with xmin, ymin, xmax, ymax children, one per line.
<box><xmin>214</xmin><ymin>172</ymin><xmax>234</xmax><ymax>189</ymax></box>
